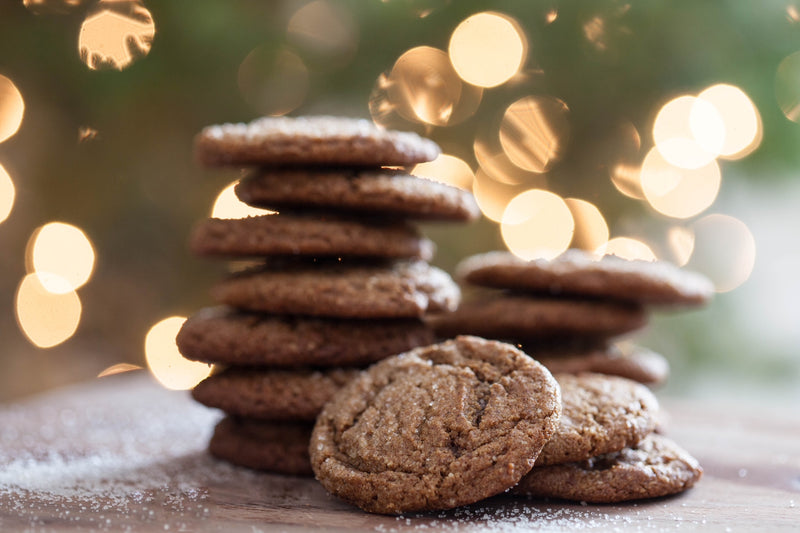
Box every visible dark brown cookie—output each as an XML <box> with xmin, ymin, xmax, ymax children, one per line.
<box><xmin>426</xmin><ymin>295</ymin><xmax>647</xmax><ymax>340</ymax></box>
<box><xmin>195</xmin><ymin>115</ymin><xmax>440</xmax><ymax>167</ymax></box>
<box><xmin>457</xmin><ymin>250</ymin><xmax>714</xmax><ymax>307</ymax></box>
<box><xmin>211</xmin><ymin>260</ymin><xmax>460</xmax><ymax>318</ymax></box>
<box><xmin>209</xmin><ymin>417</ymin><xmax>313</xmax><ymax>476</ymax></box>
<box><xmin>513</xmin><ymin>434</ymin><xmax>703</xmax><ymax>502</ymax></box>
<box><xmin>535</xmin><ymin>344</ymin><xmax>670</xmax><ymax>386</ymax></box>
<box><xmin>177</xmin><ymin>307</ymin><xmax>435</xmax><ymax>366</ymax></box>
<box><xmin>193</xmin><ymin>367</ymin><xmax>358</xmax><ymax>421</ymax></box>
<box><xmin>189</xmin><ymin>214</ymin><xmax>434</xmax><ymax>260</ymax></box>
<box><xmin>235</xmin><ymin>168</ymin><xmax>480</xmax><ymax>222</ymax></box>
<box><xmin>536</xmin><ymin>373</ymin><xmax>659</xmax><ymax>466</ymax></box>
<box><xmin>310</xmin><ymin>336</ymin><xmax>561</xmax><ymax>514</ymax></box>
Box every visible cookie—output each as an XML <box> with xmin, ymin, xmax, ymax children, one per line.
<box><xmin>457</xmin><ymin>250</ymin><xmax>714</xmax><ymax>307</ymax></box>
<box><xmin>177</xmin><ymin>307</ymin><xmax>434</xmax><ymax>367</ymax></box>
<box><xmin>193</xmin><ymin>367</ymin><xmax>357</xmax><ymax>421</ymax></box>
<box><xmin>535</xmin><ymin>344</ymin><xmax>670</xmax><ymax>386</ymax></box>
<box><xmin>234</xmin><ymin>168</ymin><xmax>480</xmax><ymax>222</ymax></box>
<box><xmin>426</xmin><ymin>295</ymin><xmax>647</xmax><ymax>340</ymax></box>
<box><xmin>310</xmin><ymin>336</ymin><xmax>561</xmax><ymax>514</ymax></box>
<box><xmin>195</xmin><ymin>115</ymin><xmax>440</xmax><ymax>167</ymax></box>
<box><xmin>209</xmin><ymin>417</ymin><xmax>313</xmax><ymax>476</ymax></box>
<box><xmin>536</xmin><ymin>373</ymin><xmax>659</xmax><ymax>466</ymax></box>
<box><xmin>513</xmin><ymin>434</ymin><xmax>703</xmax><ymax>502</ymax></box>
<box><xmin>189</xmin><ymin>214</ymin><xmax>434</xmax><ymax>260</ymax></box>
<box><xmin>211</xmin><ymin>260</ymin><xmax>460</xmax><ymax>319</ymax></box>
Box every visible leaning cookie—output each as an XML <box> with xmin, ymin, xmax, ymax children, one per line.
<box><xmin>236</xmin><ymin>169</ymin><xmax>480</xmax><ymax>222</ymax></box>
<box><xmin>457</xmin><ymin>250</ymin><xmax>714</xmax><ymax>308</ymax></box>
<box><xmin>310</xmin><ymin>336</ymin><xmax>561</xmax><ymax>514</ymax></box>
<box><xmin>195</xmin><ymin>115</ymin><xmax>440</xmax><ymax>167</ymax></box>
<box><xmin>209</xmin><ymin>417</ymin><xmax>313</xmax><ymax>476</ymax></box>
<box><xmin>513</xmin><ymin>434</ymin><xmax>703</xmax><ymax>503</ymax></box>
<box><xmin>212</xmin><ymin>260</ymin><xmax>460</xmax><ymax>319</ymax></box>
<box><xmin>534</xmin><ymin>345</ymin><xmax>670</xmax><ymax>386</ymax></box>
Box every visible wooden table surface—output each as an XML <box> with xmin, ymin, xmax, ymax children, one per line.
<box><xmin>0</xmin><ymin>373</ymin><xmax>797</xmax><ymax>532</ymax></box>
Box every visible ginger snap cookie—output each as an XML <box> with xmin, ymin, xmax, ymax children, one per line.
<box><xmin>536</xmin><ymin>373</ymin><xmax>659</xmax><ymax>466</ymax></box>
<box><xmin>211</xmin><ymin>260</ymin><xmax>460</xmax><ymax>318</ymax></box>
<box><xmin>457</xmin><ymin>250</ymin><xmax>714</xmax><ymax>307</ymax></box>
<box><xmin>310</xmin><ymin>336</ymin><xmax>561</xmax><ymax>514</ymax></box>
<box><xmin>195</xmin><ymin>115</ymin><xmax>440</xmax><ymax>167</ymax></box>
<box><xmin>209</xmin><ymin>417</ymin><xmax>313</xmax><ymax>476</ymax></box>
<box><xmin>235</xmin><ymin>168</ymin><xmax>480</xmax><ymax>221</ymax></box>
<box><xmin>192</xmin><ymin>367</ymin><xmax>358</xmax><ymax>421</ymax></box>
<box><xmin>177</xmin><ymin>307</ymin><xmax>434</xmax><ymax>367</ymax></box>
<box><xmin>514</xmin><ymin>433</ymin><xmax>703</xmax><ymax>502</ymax></box>
<box><xmin>426</xmin><ymin>295</ymin><xmax>647</xmax><ymax>340</ymax></box>
<box><xmin>189</xmin><ymin>214</ymin><xmax>434</xmax><ymax>260</ymax></box>
<box><xmin>535</xmin><ymin>344</ymin><xmax>670</xmax><ymax>386</ymax></box>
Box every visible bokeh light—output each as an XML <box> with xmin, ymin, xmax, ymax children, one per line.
<box><xmin>211</xmin><ymin>181</ymin><xmax>275</xmax><ymax>219</ymax></box>
<box><xmin>501</xmin><ymin>189</ymin><xmax>574</xmax><ymax>260</ymax></box>
<box><xmin>15</xmin><ymin>273</ymin><xmax>82</xmax><ymax>349</ymax></box>
<box><xmin>0</xmin><ymin>163</ymin><xmax>15</xmax><ymax>224</ymax></box>
<box><xmin>78</xmin><ymin>0</ymin><xmax>155</xmax><ymax>71</ymax></box>
<box><xmin>23</xmin><ymin>0</ymin><xmax>84</xmax><ymax>15</ymax></box>
<box><xmin>607</xmin><ymin>121</ymin><xmax>644</xmax><ymax>199</ymax></box>
<box><xmin>667</xmin><ymin>226</ymin><xmax>695</xmax><ymax>267</ymax></box>
<box><xmin>565</xmin><ymin>197</ymin><xmax>609</xmax><ymax>252</ymax></box>
<box><xmin>640</xmin><ymin>146</ymin><xmax>720</xmax><ymax>219</ymax></box>
<box><xmin>653</xmin><ymin>95</ymin><xmax>723</xmax><ymax>169</ymax></box>
<box><xmin>98</xmin><ymin>363</ymin><xmax>143</xmax><ymax>378</ymax></box>
<box><xmin>287</xmin><ymin>0</ymin><xmax>357</xmax><ymax>66</ymax></box>
<box><xmin>602</xmin><ymin>237</ymin><xmax>657</xmax><ymax>261</ymax></box>
<box><xmin>26</xmin><ymin>222</ymin><xmax>96</xmax><ymax>293</ymax></box>
<box><xmin>145</xmin><ymin>316</ymin><xmax>211</xmax><ymax>390</ymax></box>
<box><xmin>697</xmin><ymin>84</ymin><xmax>762</xmax><ymax>159</ymax></box>
<box><xmin>472</xmin><ymin>169</ymin><xmax>524</xmax><ymax>222</ymax></box>
<box><xmin>776</xmin><ymin>51</ymin><xmax>800</xmax><ymax>122</ymax></box>
<box><xmin>238</xmin><ymin>46</ymin><xmax>309</xmax><ymax>117</ymax></box>
<box><xmin>545</xmin><ymin>8</ymin><xmax>559</xmax><ymax>24</ymax></box>
<box><xmin>412</xmin><ymin>154</ymin><xmax>474</xmax><ymax>190</ymax></box>
<box><xmin>0</xmin><ymin>74</ymin><xmax>25</xmax><ymax>143</ymax></box>
<box><xmin>448</xmin><ymin>12</ymin><xmax>527</xmax><ymax>88</ymax></box>
<box><xmin>474</xmin><ymin>136</ymin><xmax>538</xmax><ymax>186</ymax></box>
<box><xmin>687</xmin><ymin>214</ymin><xmax>756</xmax><ymax>293</ymax></box>
<box><xmin>499</xmin><ymin>96</ymin><xmax>570</xmax><ymax>173</ymax></box>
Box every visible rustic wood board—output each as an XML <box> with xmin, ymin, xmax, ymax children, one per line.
<box><xmin>0</xmin><ymin>373</ymin><xmax>798</xmax><ymax>531</ymax></box>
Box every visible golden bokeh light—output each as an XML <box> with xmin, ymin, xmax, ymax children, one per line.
<box><xmin>545</xmin><ymin>8</ymin><xmax>559</xmax><ymax>24</ymax></box>
<box><xmin>0</xmin><ymin>75</ymin><xmax>25</xmax><ymax>143</ymax></box>
<box><xmin>499</xmin><ymin>96</ymin><xmax>570</xmax><ymax>174</ymax></box>
<box><xmin>776</xmin><ymin>51</ymin><xmax>800</xmax><ymax>122</ymax></box>
<box><xmin>610</xmin><ymin>162</ymin><xmax>644</xmax><ymax>200</ymax></box>
<box><xmin>565</xmin><ymin>198</ymin><xmax>609</xmax><ymax>252</ymax></box>
<box><xmin>78</xmin><ymin>0</ymin><xmax>155</xmax><ymax>71</ymax></box>
<box><xmin>640</xmin><ymin>146</ymin><xmax>721</xmax><ymax>219</ymax></box>
<box><xmin>15</xmin><ymin>273</ymin><xmax>82</xmax><ymax>349</ymax></box>
<box><xmin>501</xmin><ymin>189</ymin><xmax>574</xmax><ymax>260</ymax></box>
<box><xmin>448</xmin><ymin>12</ymin><xmax>527</xmax><ymax>88</ymax></box>
<box><xmin>212</xmin><ymin>181</ymin><xmax>275</xmax><ymax>219</ymax></box>
<box><xmin>26</xmin><ymin>222</ymin><xmax>96</xmax><ymax>294</ymax></box>
<box><xmin>474</xmin><ymin>137</ymin><xmax>532</xmax><ymax>186</ymax></box>
<box><xmin>787</xmin><ymin>5</ymin><xmax>800</xmax><ymax>23</ymax></box>
<box><xmin>472</xmin><ymin>169</ymin><xmax>526</xmax><ymax>222</ymax></box>
<box><xmin>582</xmin><ymin>16</ymin><xmax>608</xmax><ymax>52</ymax></box>
<box><xmin>287</xmin><ymin>0</ymin><xmax>357</xmax><ymax>65</ymax></box>
<box><xmin>687</xmin><ymin>214</ymin><xmax>756</xmax><ymax>293</ymax></box>
<box><xmin>608</xmin><ymin>122</ymin><xmax>644</xmax><ymax>199</ymax></box>
<box><xmin>653</xmin><ymin>95</ymin><xmax>724</xmax><ymax>169</ymax></box>
<box><xmin>412</xmin><ymin>154</ymin><xmax>474</xmax><ymax>190</ymax></box>
<box><xmin>603</xmin><ymin>237</ymin><xmax>657</xmax><ymax>261</ymax></box>
<box><xmin>23</xmin><ymin>0</ymin><xmax>84</xmax><ymax>14</ymax></box>
<box><xmin>145</xmin><ymin>316</ymin><xmax>211</xmax><ymax>390</ymax></box>
<box><xmin>697</xmin><ymin>84</ymin><xmax>762</xmax><ymax>159</ymax></box>
<box><xmin>0</xmin><ymin>163</ymin><xmax>15</xmax><ymax>224</ymax></box>
<box><xmin>667</xmin><ymin>226</ymin><xmax>695</xmax><ymax>267</ymax></box>
<box><xmin>238</xmin><ymin>46</ymin><xmax>309</xmax><ymax>117</ymax></box>
<box><xmin>98</xmin><ymin>363</ymin><xmax>143</xmax><ymax>378</ymax></box>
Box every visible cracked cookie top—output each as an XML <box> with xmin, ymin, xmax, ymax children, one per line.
<box><xmin>309</xmin><ymin>336</ymin><xmax>561</xmax><ymax>514</ymax></box>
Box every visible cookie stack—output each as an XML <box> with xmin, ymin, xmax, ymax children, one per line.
<box><xmin>176</xmin><ymin>115</ymin><xmax>479</xmax><ymax>475</ymax></box>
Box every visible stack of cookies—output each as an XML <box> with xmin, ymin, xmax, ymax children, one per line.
<box><xmin>176</xmin><ymin>115</ymin><xmax>480</xmax><ymax>475</ymax></box>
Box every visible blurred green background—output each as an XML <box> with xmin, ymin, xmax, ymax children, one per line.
<box><xmin>1</xmin><ymin>0</ymin><xmax>799</xmax><ymax>401</ymax></box>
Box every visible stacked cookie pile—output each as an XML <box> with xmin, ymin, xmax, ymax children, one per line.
<box><xmin>176</xmin><ymin>115</ymin><xmax>479</xmax><ymax>475</ymax></box>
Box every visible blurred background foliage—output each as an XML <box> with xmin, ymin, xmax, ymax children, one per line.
<box><xmin>1</xmin><ymin>0</ymin><xmax>799</xmax><ymax>401</ymax></box>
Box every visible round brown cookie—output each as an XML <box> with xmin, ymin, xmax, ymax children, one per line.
<box><xmin>235</xmin><ymin>168</ymin><xmax>480</xmax><ymax>222</ymax></box>
<box><xmin>513</xmin><ymin>433</ymin><xmax>703</xmax><ymax>503</ymax></box>
<box><xmin>535</xmin><ymin>344</ymin><xmax>670</xmax><ymax>386</ymax></box>
<box><xmin>426</xmin><ymin>295</ymin><xmax>647</xmax><ymax>340</ymax></box>
<box><xmin>209</xmin><ymin>417</ymin><xmax>313</xmax><ymax>476</ymax></box>
<box><xmin>211</xmin><ymin>260</ymin><xmax>460</xmax><ymax>318</ymax></box>
<box><xmin>177</xmin><ymin>307</ymin><xmax>435</xmax><ymax>366</ymax></box>
<box><xmin>195</xmin><ymin>115</ymin><xmax>440</xmax><ymax>167</ymax></box>
<box><xmin>310</xmin><ymin>336</ymin><xmax>561</xmax><ymax>515</ymax></box>
<box><xmin>189</xmin><ymin>214</ymin><xmax>434</xmax><ymax>260</ymax></box>
<box><xmin>193</xmin><ymin>367</ymin><xmax>358</xmax><ymax>421</ymax></box>
<box><xmin>457</xmin><ymin>250</ymin><xmax>714</xmax><ymax>307</ymax></box>
<box><xmin>536</xmin><ymin>373</ymin><xmax>659</xmax><ymax>466</ymax></box>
